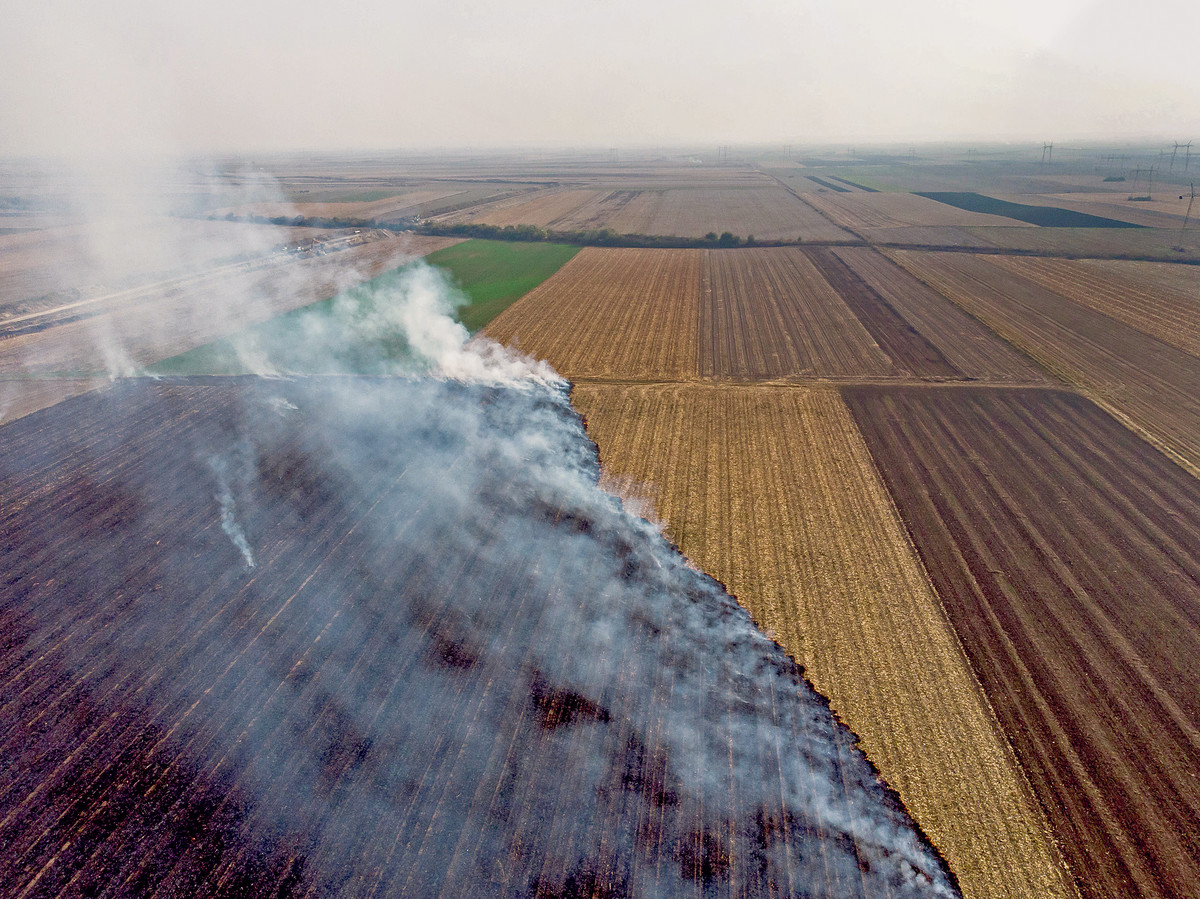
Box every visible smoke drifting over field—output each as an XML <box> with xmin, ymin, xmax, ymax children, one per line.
<box><xmin>0</xmin><ymin>157</ymin><xmax>452</xmax><ymax>407</ymax></box>
<box><xmin>0</xmin><ymin>262</ymin><xmax>960</xmax><ymax>895</ymax></box>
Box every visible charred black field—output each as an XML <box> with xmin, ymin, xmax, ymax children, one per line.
<box><xmin>0</xmin><ymin>376</ymin><xmax>958</xmax><ymax>898</ymax></box>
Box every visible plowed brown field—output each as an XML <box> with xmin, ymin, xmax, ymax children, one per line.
<box><xmin>832</xmin><ymin>248</ymin><xmax>1052</xmax><ymax>383</ymax></box>
<box><xmin>843</xmin><ymin>386</ymin><xmax>1200</xmax><ymax>899</ymax></box>
<box><xmin>701</xmin><ymin>249</ymin><xmax>892</xmax><ymax>379</ymax></box>
<box><xmin>571</xmin><ymin>383</ymin><xmax>1076</xmax><ymax>899</ymax></box>
<box><xmin>983</xmin><ymin>255</ymin><xmax>1200</xmax><ymax>359</ymax></box>
<box><xmin>484</xmin><ymin>248</ymin><xmax>701</xmax><ymax>380</ymax></box>
<box><xmin>885</xmin><ymin>249</ymin><xmax>1200</xmax><ymax>469</ymax></box>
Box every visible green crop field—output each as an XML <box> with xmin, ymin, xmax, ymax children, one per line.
<box><xmin>425</xmin><ymin>239</ymin><xmax>579</xmax><ymax>331</ymax></box>
<box><xmin>916</xmin><ymin>191</ymin><xmax>1142</xmax><ymax>228</ymax></box>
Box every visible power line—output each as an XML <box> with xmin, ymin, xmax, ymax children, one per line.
<box><xmin>1174</xmin><ymin>183</ymin><xmax>1196</xmax><ymax>252</ymax></box>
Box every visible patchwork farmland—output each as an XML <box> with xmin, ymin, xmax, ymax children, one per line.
<box><xmin>830</xmin><ymin>247</ymin><xmax>1053</xmax><ymax>382</ymax></box>
<box><xmin>7</xmin><ymin>147</ymin><xmax>1200</xmax><ymax>899</ymax></box>
<box><xmin>443</xmin><ymin>184</ymin><xmax>853</xmax><ymax>242</ymax></box>
<box><xmin>478</xmin><ymin>149</ymin><xmax>1200</xmax><ymax>898</ymax></box>
<box><xmin>885</xmin><ymin>248</ymin><xmax>1200</xmax><ymax>470</ymax></box>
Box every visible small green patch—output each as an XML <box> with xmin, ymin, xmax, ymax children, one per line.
<box><xmin>424</xmin><ymin>239</ymin><xmax>579</xmax><ymax>332</ymax></box>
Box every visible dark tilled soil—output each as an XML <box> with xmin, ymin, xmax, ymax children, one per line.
<box><xmin>843</xmin><ymin>385</ymin><xmax>1200</xmax><ymax>899</ymax></box>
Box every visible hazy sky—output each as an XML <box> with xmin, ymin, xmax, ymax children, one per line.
<box><xmin>2</xmin><ymin>0</ymin><xmax>1197</xmax><ymax>156</ymax></box>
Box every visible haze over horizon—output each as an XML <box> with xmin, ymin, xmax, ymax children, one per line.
<box><xmin>2</xmin><ymin>0</ymin><xmax>1197</xmax><ymax>158</ymax></box>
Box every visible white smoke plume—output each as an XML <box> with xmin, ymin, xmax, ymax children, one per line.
<box><xmin>209</xmin><ymin>454</ymin><xmax>256</xmax><ymax>569</ymax></box>
<box><xmin>228</xmin><ymin>259</ymin><xmax>566</xmax><ymax>386</ymax></box>
<box><xmin>0</xmin><ymin>368</ymin><xmax>961</xmax><ymax>897</ymax></box>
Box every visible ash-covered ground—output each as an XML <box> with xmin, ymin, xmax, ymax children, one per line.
<box><xmin>0</xmin><ymin>374</ymin><xmax>958</xmax><ymax>898</ymax></box>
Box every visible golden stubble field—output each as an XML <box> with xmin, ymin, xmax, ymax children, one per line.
<box><xmin>982</xmin><ymin>255</ymin><xmax>1200</xmax><ymax>360</ymax></box>
<box><xmin>448</xmin><ymin>185</ymin><xmax>853</xmax><ymax>241</ymax></box>
<box><xmin>484</xmin><ymin>247</ymin><xmax>702</xmax><ymax>380</ymax></box>
<box><xmin>571</xmin><ymin>383</ymin><xmax>1077</xmax><ymax>899</ymax></box>
<box><xmin>884</xmin><ymin>248</ymin><xmax>1200</xmax><ymax>472</ymax></box>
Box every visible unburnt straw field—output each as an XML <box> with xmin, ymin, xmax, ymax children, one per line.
<box><xmin>701</xmin><ymin>248</ymin><xmax>894</xmax><ymax>379</ymax></box>
<box><xmin>438</xmin><ymin>183</ymin><xmax>853</xmax><ymax>241</ymax></box>
<box><xmin>492</xmin><ymin>245</ymin><xmax>1017</xmax><ymax>385</ymax></box>
<box><xmin>982</xmin><ymin>255</ymin><xmax>1200</xmax><ymax>360</ymax></box>
<box><xmin>442</xmin><ymin>188</ymin><xmax>608</xmax><ymax>228</ymax></box>
<box><xmin>484</xmin><ymin>247</ymin><xmax>702</xmax><ymax>380</ymax></box>
<box><xmin>0</xmin><ymin>378</ymin><xmax>960</xmax><ymax>898</ymax></box>
<box><xmin>830</xmin><ymin>247</ymin><xmax>1052</xmax><ymax>383</ymax></box>
<box><xmin>855</xmin><ymin>226</ymin><xmax>997</xmax><ymax>250</ymax></box>
<box><xmin>842</xmin><ymin>386</ymin><xmax>1200</xmax><ymax>899</ymax></box>
<box><xmin>596</xmin><ymin>187</ymin><xmax>852</xmax><ymax>242</ymax></box>
<box><xmin>0</xmin><ymin>377</ymin><xmax>108</xmax><ymax>424</ymax></box>
<box><xmin>570</xmin><ymin>383</ymin><xmax>1075</xmax><ymax>899</ymax></box>
<box><xmin>885</xmin><ymin>248</ymin><xmax>1200</xmax><ymax>470</ymax></box>
<box><xmin>956</xmin><ymin>226</ymin><xmax>1200</xmax><ymax>261</ymax></box>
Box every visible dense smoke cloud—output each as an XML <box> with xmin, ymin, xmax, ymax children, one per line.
<box><xmin>0</xmin><ymin>257</ymin><xmax>959</xmax><ymax>895</ymax></box>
